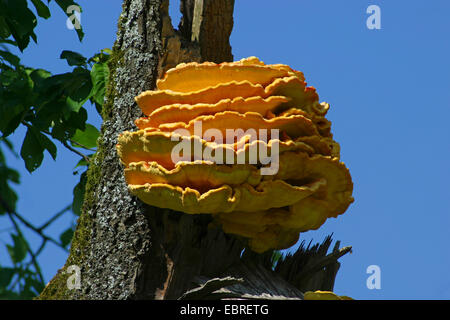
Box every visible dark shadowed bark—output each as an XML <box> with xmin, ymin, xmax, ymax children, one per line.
<box><xmin>38</xmin><ymin>0</ymin><xmax>350</xmax><ymax>300</ymax></box>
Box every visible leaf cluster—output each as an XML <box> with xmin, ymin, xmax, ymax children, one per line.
<box><xmin>0</xmin><ymin>0</ymin><xmax>111</xmax><ymax>299</ymax></box>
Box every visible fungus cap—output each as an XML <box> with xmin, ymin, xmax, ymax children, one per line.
<box><xmin>136</xmin><ymin>95</ymin><xmax>289</xmax><ymax>128</ymax></box>
<box><xmin>116</xmin><ymin>57</ymin><xmax>354</xmax><ymax>253</ymax></box>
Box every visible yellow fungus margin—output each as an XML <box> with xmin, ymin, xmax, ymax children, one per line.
<box><xmin>117</xmin><ymin>57</ymin><xmax>354</xmax><ymax>253</ymax></box>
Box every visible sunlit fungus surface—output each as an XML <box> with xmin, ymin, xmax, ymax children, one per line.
<box><xmin>303</xmin><ymin>290</ymin><xmax>353</xmax><ymax>300</ymax></box>
<box><xmin>116</xmin><ymin>57</ymin><xmax>354</xmax><ymax>253</ymax></box>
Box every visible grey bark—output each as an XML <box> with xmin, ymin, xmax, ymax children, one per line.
<box><xmin>39</xmin><ymin>0</ymin><xmax>350</xmax><ymax>300</ymax></box>
<box><xmin>72</xmin><ymin>0</ymin><xmax>164</xmax><ymax>299</ymax></box>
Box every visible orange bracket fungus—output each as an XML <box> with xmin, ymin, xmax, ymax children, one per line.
<box><xmin>303</xmin><ymin>291</ymin><xmax>353</xmax><ymax>300</ymax></box>
<box><xmin>116</xmin><ymin>57</ymin><xmax>354</xmax><ymax>253</ymax></box>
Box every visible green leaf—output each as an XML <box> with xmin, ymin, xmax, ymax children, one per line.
<box><xmin>68</xmin><ymin>81</ymin><xmax>92</xmax><ymax>105</ymax></box>
<box><xmin>27</xmin><ymin>276</ymin><xmax>44</xmax><ymax>294</ymax></box>
<box><xmin>20</xmin><ymin>128</ymin><xmax>44</xmax><ymax>172</ymax></box>
<box><xmin>30</xmin><ymin>0</ymin><xmax>51</xmax><ymax>19</ymax></box>
<box><xmin>0</xmin><ymin>137</ymin><xmax>17</xmax><ymax>156</ymax></box>
<box><xmin>39</xmin><ymin>134</ymin><xmax>57</xmax><ymax>161</ymax></box>
<box><xmin>271</xmin><ymin>250</ymin><xmax>283</xmax><ymax>269</ymax></box>
<box><xmin>0</xmin><ymin>50</ymin><xmax>20</xmax><ymax>67</ymax></box>
<box><xmin>0</xmin><ymin>0</ymin><xmax>38</xmax><ymax>51</ymax></box>
<box><xmin>0</xmin><ymin>106</ymin><xmax>26</xmax><ymax>138</ymax></box>
<box><xmin>65</xmin><ymin>107</ymin><xmax>87</xmax><ymax>132</ymax></box>
<box><xmin>0</xmin><ymin>188</ymin><xmax>17</xmax><ymax>215</ymax></box>
<box><xmin>0</xmin><ymin>290</ymin><xmax>20</xmax><ymax>299</ymax></box>
<box><xmin>7</xmin><ymin>234</ymin><xmax>28</xmax><ymax>264</ymax></box>
<box><xmin>54</xmin><ymin>0</ymin><xmax>84</xmax><ymax>41</ymax></box>
<box><xmin>71</xmin><ymin>124</ymin><xmax>99</xmax><ymax>149</ymax></box>
<box><xmin>37</xmin><ymin>71</ymin><xmax>72</xmax><ymax>95</ymax></box>
<box><xmin>60</xmin><ymin>67</ymin><xmax>93</xmax><ymax>113</ymax></box>
<box><xmin>0</xmin><ymin>39</ymin><xmax>17</xmax><ymax>46</ymax></box>
<box><xmin>0</xmin><ymin>187</ymin><xmax>17</xmax><ymax>215</ymax></box>
<box><xmin>50</xmin><ymin>107</ymin><xmax>87</xmax><ymax>142</ymax></box>
<box><xmin>93</xmin><ymin>101</ymin><xmax>102</xmax><ymax>116</ymax></box>
<box><xmin>65</xmin><ymin>96</ymin><xmax>83</xmax><ymax>114</ymax></box>
<box><xmin>0</xmin><ymin>147</ymin><xmax>19</xmax><ymax>215</ymax></box>
<box><xmin>30</xmin><ymin>68</ymin><xmax>51</xmax><ymax>86</ymax></box>
<box><xmin>60</xmin><ymin>50</ymin><xmax>86</xmax><ymax>67</ymax></box>
<box><xmin>0</xmin><ymin>17</ymin><xmax>12</xmax><ymax>39</ymax></box>
<box><xmin>102</xmin><ymin>48</ymin><xmax>113</xmax><ymax>55</ymax></box>
<box><xmin>0</xmin><ymin>267</ymin><xmax>15</xmax><ymax>287</ymax></box>
<box><xmin>20</xmin><ymin>126</ymin><xmax>57</xmax><ymax>172</ymax></box>
<box><xmin>72</xmin><ymin>170</ymin><xmax>87</xmax><ymax>216</ymax></box>
<box><xmin>0</xmin><ymin>166</ymin><xmax>20</xmax><ymax>184</ymax></box>
<box><xmin>60</xmin><ymin>227</ymin><xmax>74</xmax><ymax>248</ymax></box>
<box><xmin>90</xmin><ymin>62</ymin><xmax>109</xmax><ymax>106</ymax></box>
<box><xmin>28</xmin><ymin>66</ymin><xmax>91</xmax><ymax>147</ymax></box>
<box><xmin>74</xmin><ymin>155</ymin><xmax>92</xmax><ymax>168</ymax></box>
<box><xmin>88</xmin><ymin>48</ymin><xmax>111</xmax><ymax>64</ymax></box>
<box><xmin>0</xmin><ymin>66</ymin><xmax>34</xmax><ymax>137</ymax></box>
<box><xmin>18</xmin><ymin>281</ymin><xmax>36</xmax><ymax>299</ymax></box>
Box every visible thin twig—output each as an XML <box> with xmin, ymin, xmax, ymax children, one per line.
<box><xmin>23</xmin><ymin>239</ymin><xmax>48</xmax><ymax>272</ymax></box>
<box><xmin>37</xmin><ymin>126</ymin><xmax>94</xmax><ymax>152</ymax></box>
<box><xmin>70</xmin><ymin>140</ymin><xmax>95</xmax><ymax>152</ymax></box>
<box><xmin>10</xmin><ymin>211</ymin><xmax>67</xmax><ymax>251</ymax></box>
<box><xmin>38</xmin><ymin>204</ymin><xmax>71</xmax><ymax>231</ymax></box>
<box><xmin>7</xmin><ymin>212</ymin><xmax>45</xmax><ymax>285</ymax></box>
<box><xmin>40</xmin><ymin>127</ymin><xmax>95</xmax><ymax>155</ymax></box>
<box><xmin>61</xmin><ymin>140</ymin><xmax>91</xmax><ymax>163</ymax></box>
<box><xmin>0</xmin><ymin>195</ymin><xmax>70</xmax><ymax>291</ymax></box>
<box><xmin>34</xmin><ymin>239</ymin><xmax>48</xmax><ymax>257</ymax></box>
<box><xmin>21</xmin><ymin>121</ymin><xmax>91</xmax><ymax>163</ymax></box>
<box><xmin>0</xmin><ymin>195</ymin><xmax>68</xmax><ymax>251</ymax></box>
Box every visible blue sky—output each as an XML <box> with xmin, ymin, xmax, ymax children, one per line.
<box><xmin>1</xmin><ymin>0</ymin><xmax>449</xmax><ymax>299</ymax></box>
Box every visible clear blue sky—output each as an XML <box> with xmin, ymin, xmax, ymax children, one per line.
<box><xmin>1</xmin><ymin>0</ymin><xmax>449</xmax><ymax>300</ymax></box>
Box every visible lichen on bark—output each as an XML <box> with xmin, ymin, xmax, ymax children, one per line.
<box><xmin>39</xmin><ymin>0</ymin><xmax>166</xmax><ymax>299</ymax></box>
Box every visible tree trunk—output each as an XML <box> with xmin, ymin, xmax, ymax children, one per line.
<box><xmin>38</xmin><ymin>0</ymin><xmax>350</xmax><ymax>300</ymax></box>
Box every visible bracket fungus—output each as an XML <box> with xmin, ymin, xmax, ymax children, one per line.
<box><xmin>303</xmin><ymin>291</ymin><xmax>353</xmax><ymax>300</ymax></box>
<box><xmin>117</xmin><ymin>57</ymin><xmax>354</xmax><ymax>253</ymax></box>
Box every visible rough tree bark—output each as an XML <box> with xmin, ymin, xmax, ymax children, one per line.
<box><xmin>38</xmin><ymin>0</ymin><xmax>350</xmax><ymax>300</ymax></box>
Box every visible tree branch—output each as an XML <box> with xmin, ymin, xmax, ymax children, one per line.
<box><xmin>191</xmin><ymin>0</ymin><xmax>234</xmax><ymax>62</ymax></box>
<box><xmin>7</xmin><ymin>212</ymin><xmax>45</xmax><ymax>285</ymax></box>
<box><xmin>38</xmin><ymin>204</ymin><xmax>71</xmax><ymax>232</ymax></box>
<box><xmin>61</xmin><ymin>140</ymin><xmax>91</xmax><ymax>164</ymax></box>
<box><xmin>0</xmin><ymin>195</ymin><xmax>68</xmax><ymax>252</ymax></box>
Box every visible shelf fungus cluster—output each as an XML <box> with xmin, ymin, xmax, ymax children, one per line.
<box><xmin>116</xmin><ymin>57</ymin><xmax>354</xmax><ymax>253</ymax></box>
